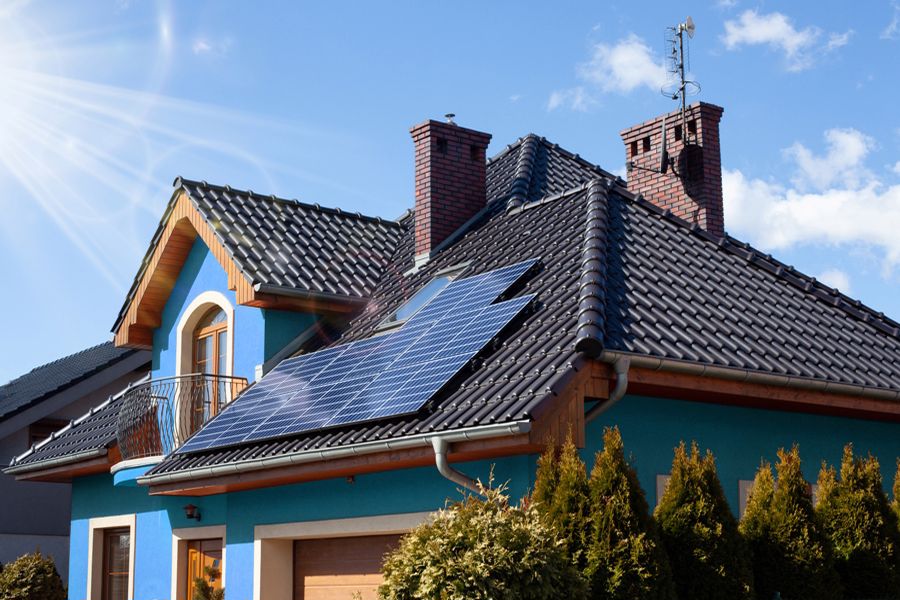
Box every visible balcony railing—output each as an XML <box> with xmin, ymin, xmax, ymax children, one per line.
<box><xmin>116</xmin><ymin>374</ymin><xmax>249</xmax><ymax>461</ymax></box>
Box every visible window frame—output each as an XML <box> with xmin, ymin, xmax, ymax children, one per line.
<box><xmin>87</xmin><ymin>514</ymin><xmax>136</xmax><ymax>600</ymax></box>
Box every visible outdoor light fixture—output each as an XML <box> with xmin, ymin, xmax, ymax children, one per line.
<box><xmin>183</xmin><ymin>504</ymin><xmax>201</xmax><ymax>521</ymax></box>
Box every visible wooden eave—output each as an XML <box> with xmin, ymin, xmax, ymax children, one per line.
<box><xmin>11</xmin><ymin>446</ymin><xmax>122</xmax><ymax>484</ymax></box>
<box><xmin>114</xmin><ymin>190</ymin><xmax>361</xmax><ymax>349</ymax></box>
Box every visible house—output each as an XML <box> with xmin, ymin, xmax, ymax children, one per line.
<box><xmin>0</xmin><ymin>342</ymin><xmax>149</xmax><ymax>579</ymax></box>
<box><xmin>7</xmin><ymin>102</ymin><xmax>900</xmax><ymax>600</ymax></box>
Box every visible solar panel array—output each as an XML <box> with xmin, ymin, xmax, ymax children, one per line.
<box><xmin>177</xmin><ymin>259</ymin><xmax>539</xmax><ymax>454</ymax></box>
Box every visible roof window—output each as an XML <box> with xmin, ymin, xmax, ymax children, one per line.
<box><xmin>379</xmin><ymin>264</ymin><xmax>469</xmax><ymax>329</ymax></box>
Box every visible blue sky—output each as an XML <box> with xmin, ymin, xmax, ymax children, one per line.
<box><xmin>0</xmin><ymin>0</ymin><xmax>898</xmax><ymax>383</ymax></box>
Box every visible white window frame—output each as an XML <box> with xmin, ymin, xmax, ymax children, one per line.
<box><xmin>170</xmin><ymin>525</ymin><xmax>227</xmax><ymax>600</ymax></box>
<box><xmin>253</xmin><ymin>511</ymin><xmax>432</xmax><ymax>600</ymax></box>
<box><xmin>375</xmin><ymin>264</ymin><xmax>469</xmax><ymax>332</ymax></box>
<box><xmin>87</xmin><ymin>514</ymin><xmax>136</xmax><ymax>600</ymax></box>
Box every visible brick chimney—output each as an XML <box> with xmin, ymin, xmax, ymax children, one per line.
<box><xmin>621</xmin><ymin>102</ymin><xmax>724</xmax><ymax>237</ymax></box>
<box><xmin>410</xmin><ymin>118</ymin><xmax>492</xmax><ymax>260</ymax></box>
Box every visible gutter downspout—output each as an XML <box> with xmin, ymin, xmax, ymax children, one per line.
<box><xmin>585</xmin><ymin>356</ymin><xmax>630</xmax><ymax>423</ymax></box>
<box><xmin>431</xmin><ymin>437</ymin><xmax>481</xmax><ymax>494</ymax></box>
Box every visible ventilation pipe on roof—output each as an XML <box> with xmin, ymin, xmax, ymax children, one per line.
<box><xmin>431</xmin><ymin>437</ymin><xmax>482</xmax><ymax>495</ymax></box>
<box><xmin>585</xmin><ymin>356</ymin><xmax>630</xmax><ymax>423</ymax></box>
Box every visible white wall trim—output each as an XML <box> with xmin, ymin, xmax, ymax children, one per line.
<box><xmin>253</xmin><ymin>511</ymin><xmax>432</xmax><ymax>600</ymax></box>
<box><xmin>87</xmin><ymin>514</ymin><xmax>136</xmax><ymax>600</ymax></box>
<box><xmin>175</xmin><ymin>291</ymin><xmax>235</xmax><ymax>378</ymax></box>
<box><xmin>170</xmin><ymin>525</ymin><xmax>226</xmax><ymax>600</ymax></box>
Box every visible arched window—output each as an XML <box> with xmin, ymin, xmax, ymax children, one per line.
<box><xmin>192</xmin><ymin>306</ymin><xmax>228</xmax><ymax>377</ymax></box>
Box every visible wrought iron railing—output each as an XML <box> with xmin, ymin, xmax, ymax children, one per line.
<box><xmin>116</xmin><ymin>374</ymin><xmax>249</xmax><ymax>461</ymax></box>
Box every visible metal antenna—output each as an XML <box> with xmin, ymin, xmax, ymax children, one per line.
<box><xmin>661</xmin><ymin>16</ymin><xmax>700</xmax><ymax>142</ymax></box>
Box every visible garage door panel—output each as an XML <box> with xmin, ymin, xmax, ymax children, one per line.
<box><xmin>294</xmin><ymin>534</ymin><xmax>401</xmax><ymax>600</ymax></box>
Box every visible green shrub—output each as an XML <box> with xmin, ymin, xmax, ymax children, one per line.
<box><xmin>192</xmin><ymin>565</ymin><xmax>224</xmax><ymax>600</ymax></box>
<box><xmin>0</xmin><ymin>552</ymin><xmax>66</xmax><ymax>600</ymax></box>
<box><xmin>893</xmin><ymin>460</ymin><xmax>900</xmax><ymax>524</ymax></box>
<box><xmin>585</xmin><ymin>427</ymin><xmax>675</xmax><ymax>600</ymax></box>
<box><xmin>817</xmin><ymin>444</ymin><xmax>900</xmax><ymax>599</ymax></box>
<box><xmin>532</xmin><ymin>433</ymin><xmax>591</xmax><ymax>570</ymax></box>
<box><xmin>739</xmin><ymin>446</ymin><xmax>841</xmax><ymax>600</ymax></box>
<box><xmin>654</xmin><ymin>441</ymin><xmax>754</xmax><ymax>600</ymax></box>
<box><xmin>379</xmin><ymin>480</ymin><xmax>588</xmax><ymax>600</ymax></box>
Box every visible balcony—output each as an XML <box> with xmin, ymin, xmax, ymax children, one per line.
<box><xmin>116</xmin><ymin>374</ymin><xmax>249</xmax><ymax>461</ymax></box>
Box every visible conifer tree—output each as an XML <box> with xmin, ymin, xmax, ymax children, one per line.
<box><xmin>585</xmin><ymin>427</ymin><xmax>676</xmax><ymax>600</ymax></box>
<box><xmin>654</xmin><ymin>441</ymin><xmax>754</xmax><ymax>600</ymax></box>
<box><xmin>740</xmin><ymin>447</ymin><xmax>841</xmax><ymax>600</ymax></box>
<box><xmin>817</xmin><ymin>444</ymin><xmax>900</xmax><ymax>599</ymax></box>
<box><xmin>532</xmin><ymin>433</ymin><xmax>590</xmax><ymax>570</ymax></box>
<box><xmin>892</xmin><ymin>459</ymin><xmax>900</xmax><ymax>524</ymax></box>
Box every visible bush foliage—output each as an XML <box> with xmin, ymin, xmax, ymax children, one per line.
<box><xmin>816</xmin><ymin>444</ymin><xmax>900</xmax><ymax>599</ymax></box>
<box><xmin>584</xmin><ymin>427</ymin><xmax>676</xmax><ymax>600</ymax></box>
<box><xmin>739</xmin><ymin>446</ymin><xmax>841</xmax><ymax>600</ymax></box>
<box><xmin>654</xmin><ymin>442</ymin><xmax>754</xmax><ymax>600</ymax></box>
<box><xmin>533</xmin><ymin>433</ymin><xmax>590</xmax><ymax>570</ymax></box>
<box><xmin>0</xmin><ymin>552</ymin><xmax>66</xmax><ymax>600</ymax></box>
<box><xmin>378</xmin><ymin>481</ymin><xmax>587</xmax><ymax>600</ymax></box>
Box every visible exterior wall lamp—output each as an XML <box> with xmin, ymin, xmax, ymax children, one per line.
<box><xmin>183</xmin><ymin>504</ymin><xmax>201</xmax><ymax>521</ymax></box>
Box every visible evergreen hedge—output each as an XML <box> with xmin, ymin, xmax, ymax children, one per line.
<box><xmin>584</xmin><ymin>427</ymin><xmax>676</xmax><ymax>600</ymax></box>
<box><xmin>739</xmin><ymin>446</ymin><xmax>841</xmax><ymax>600</ymax></box>
<box><xmin>379</xmin><ymin>481</ymin><xmax>587</xmax><ymax>600</ymax></box>
<box><xmin>654</xmin><ymin>442</ymin><xmax>754</xmax><ymax>600</ymax></box>
<box><xmin>533</xmin><ymin>433</ymin><xmax>590</xmax><ymax>570</ymax></box>
<box><xmin>0</xmin><ymin>552</ymin><xmax>66</xmax><ymax>600</ymax></box>
<box><xmin>817</xmin><ymin>444</ymin><xmax>900</xmax><ymax>599</ymax></box>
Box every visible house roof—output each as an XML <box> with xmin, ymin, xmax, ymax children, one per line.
<box><xmin>145</xmin><ymin>133</ymin><xmax>900</xmax><ymax>479</ymax></box>
<box><xmin>111</xmin><ymin>178</ymin><xmax>405</xmax><ymax>336</ymax></box>
<box><xmin>16</xmin><ymin>132</ymin><xmax>900</xmax><ymax>480</ymax></box>
<box><xmin>0</xmin><ymin>342</ymin><xmax>143</xmax><ymax>423</ymax></box>
<box><xmin>5</xmin><ymin>393</ymin><xmax>124</xmax><ymax>472</ymax></box>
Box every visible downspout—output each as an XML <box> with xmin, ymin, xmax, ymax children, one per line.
<box><xmin>585</xmin><ymin>356</ymin><xmax>630</xmax><ymax>423</ymax></box>
<box><xmin>431</xmin><ymin>437</ymin><xmax>481</xmax><ymax>495</ymax></box>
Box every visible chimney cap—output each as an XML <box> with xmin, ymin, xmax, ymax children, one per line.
<box><xmin>444</xmin><ymin>113</ymin><xmax>456</xmax><ymax>125</ymax></box>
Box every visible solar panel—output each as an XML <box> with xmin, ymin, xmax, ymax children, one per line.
<box><xmin>177</xmin><ymin>259</ymin><xmax>539</xmax><ymax>454</ymax></box>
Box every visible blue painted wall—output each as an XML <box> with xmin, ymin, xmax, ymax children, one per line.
<box><xmin>67</xmin><ymin>394</ymin><xmax>900</xmax><ymax>599</ymax></box>
<box><xmin>151</xmin><ymin>238</ymin><xmax>315</xmax><ymax>382</ymax></box>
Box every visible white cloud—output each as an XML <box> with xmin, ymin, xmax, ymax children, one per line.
<box><xmin>509</xmin><ymin>94</ymin><xmax>522</xmax><ymax>103</ymax></box>
<box><xmin>578</xmin><ymin>34</ymin><xmax>667</xmax><ymax>93</ymax></box>
<box><xmin>723</xmin><ymin>129</ymin><xmax>900</xmax><ymax>271</ymax></box>
<box><xmin>192</xmin><ymin>36</ymin><xmax>232</xmax><ymax>57</ymax></box>
<box><xmin>722</xmin><ymin>10</ymin><xmax>833</xmax><ymax>71</ymax></box>
<box><xmin>547</xmin><ymin>87</ymin><xmax>595</xmax><ymax>112</ymax></box>
<box><xmin>883</xmin><ymin>1</ymin><xmax>900</xmax><ymax>39</ymax></box>
<box><xmin>826</xmin><ymin>30</ymin><xmax>854</xmax><ymax>51</ymax></box>
<box><xmin>717</xmin><ymin>0</ymin><xmax>739</xmax><ymax>8</ymax></box>
<box><xmin>548</xmin><ymin>34</ymin><xmax>666</xmax><ymax>111</ymax></box>
<box><xmin>783</xmin><ymin>128</ymin><xmax>875</xmax><ymax>191</ymax></box>
<box><xmin>817</xmin><ymin>269</ymin><xmax>852</xmax><ymax>293</ymax></box>
<box><xmin>892</xmin><ymin>161</ymin><xmax>900</xmax><ymax>175</ymax></box>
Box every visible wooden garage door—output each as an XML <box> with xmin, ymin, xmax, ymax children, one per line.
<box><xmin>293</xmin><ymin>534</ymin><xmax>402</xmax><ymax>600</ymax></box>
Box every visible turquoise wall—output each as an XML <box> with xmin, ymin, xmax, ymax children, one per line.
<box><xmin>590</xmin><ymin>394</ymin><xmax>900</xmax><ymax>512</ymax></box>
<box><xmin>151</xmin><ymin>238</ymin><xmax>315</xmax><ymax>382</ymax></box>
<box><xmin>66</xmin><ymin>394</ymin><xmax>900</xmax><ymax>599</ymax></box>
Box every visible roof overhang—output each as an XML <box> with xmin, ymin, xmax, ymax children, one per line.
<box><xmin>112</xmin><ymin>188</ymin><xmax>367</xmax><ymax>349</ymax></box>
<box><xmin>5</xmin><ymin>445</ymin><xmax>121</xmax><ymax>483</ymax></box>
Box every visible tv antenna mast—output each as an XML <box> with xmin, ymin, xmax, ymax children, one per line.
<box><xmin>661</xmin><ymin>16</ymin><xmax>701</xmax><ymax>144</ymax></box>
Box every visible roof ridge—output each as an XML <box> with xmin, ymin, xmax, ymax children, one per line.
<box><xmin>615</xmin><ymin>189</ymin><xmax>900</xmax><ymax>340</ymax></box>
<box><xmin>175</xmin><ymin>177</ymin><xmax>403</xmax><ymax>228</ymax></box>
<box><xmin>505</xmin><ymin>134</ymin><xmax>540</xmax><ymax>212</ymax></box>
<box><xmin>574</xmin><ymin>179</ymin><xmax>612</xmax><ymax>357</ymax></box>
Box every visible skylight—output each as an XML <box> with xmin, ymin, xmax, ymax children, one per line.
<box><xmin>381</xmin><ymin>265</ymin><xmax>468</xmax><ymax>327</ymax></box>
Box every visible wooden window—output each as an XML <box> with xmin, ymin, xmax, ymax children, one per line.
<box><xmin>187</xmin><ymin>539</ymin><xmax>223</xmax><ymax>600</ymax></box>
<box><xmin>102</xmin><ymin>528</ymin><xmax>131</xmax><ymax>600</ymax></box>
<box><xmin>193</xmin><ymin>307</ymin><xmax>227</xmax><ymax>377</ymax></box>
